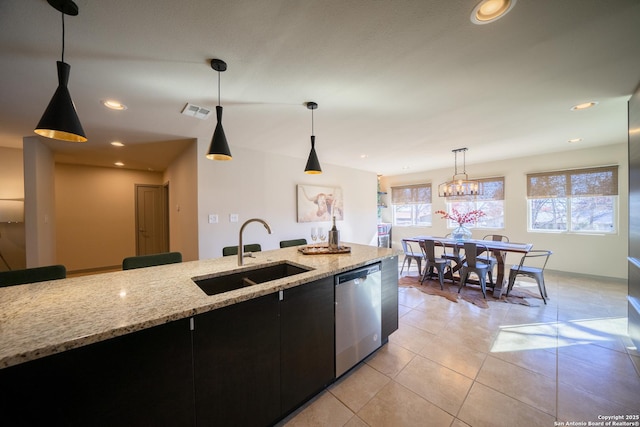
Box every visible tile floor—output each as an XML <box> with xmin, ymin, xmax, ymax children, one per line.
<box><xmin>278</xmin><ymin>264</ymin><xmax>640</xmax><ymax>427</ymax></box>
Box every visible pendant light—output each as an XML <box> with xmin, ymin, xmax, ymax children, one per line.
<box><xmin>34</xmin><ymin>0</ymin><xmax>87</xmax><ymax>143</ymax></box>
<box><xmin>438</xmin><ymin>148</ymin><xmax>482</xmax><ymax>197</ymax></box>
<box><xmin>304</xmin><ymin>102</ymin><xmax>322</xmax><ymax>174</ymax></box>
<box><xmin>206</xmin><ymin>59</ymin><xmax>232</xmax><ymax>161</ymax></box>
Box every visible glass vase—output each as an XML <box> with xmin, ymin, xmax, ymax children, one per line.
<box><xmin>452</xmin><ymin>224</ymin><xmax>472</xmax><ymax>241</ymax></box>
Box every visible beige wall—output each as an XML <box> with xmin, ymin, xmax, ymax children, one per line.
<box><xmin>55</xmin><ymin>164</ymin><xmax>163</xmax><ymax>272</ymax></box>
<box><xmin>0</xmin><ymin>147</ymin><xmax>26</xmax><ymax>270</ymax></box>
<box><xmin>196</xmin><ymin>143</ymin><xmax>379</xmax><ymax>260</ymax></box>
<box><xmin>381</xmin><ymin>143</ymin><xmax>629</xmax><ymax>279</ymax></box>
<box><xmin>163</xmin><ymin>140</ymin><xmax>199</xmax><ymax>261</ymax></box>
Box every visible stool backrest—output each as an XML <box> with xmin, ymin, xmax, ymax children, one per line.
<box><xmin>0</xmin><ymin>265</ymin><xmax>66</xmax><ymax>287</ymax></box>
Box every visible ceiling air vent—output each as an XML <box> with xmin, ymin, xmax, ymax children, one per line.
<box><xmin>181</xmin><ymin>103</ymin><xmax>212</xmax><ymax>120</ymax></box>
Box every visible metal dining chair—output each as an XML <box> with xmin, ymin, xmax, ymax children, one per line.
<box><xmin>442</xmin><ymin>233</ymin><xmax>465</xmax><ymax>276</ymax></box>
<box><xmin>458</xmin><ymin>242</ymin><xmax>493</xmax><ymax>298</ymax></box>
<box><xmin>418</xmin><ymin>239</ymin><xmax>453</xmax><ymax>289</ymax></box>
<box><xmin>400</xmin><ymin>239</ymin><xmax>425</xmax><ymax>276</ymax></box>
<box><xmin>506</xmin><ymin>250</ymin><xmax>553</xmax><ymax>304</ymax></box>
<box><xmin>482</xmin><ymin>234</ymin><xmax>509</xmax><ymax>275</ymax></box>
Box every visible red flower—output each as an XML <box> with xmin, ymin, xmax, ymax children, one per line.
<box><xmin>435</xmin><ymin>208</ymin><xmax>485</xmax><ymax>225</ymax></box>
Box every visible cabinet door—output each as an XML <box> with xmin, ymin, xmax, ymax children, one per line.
<box><xmin>0</xmin><ymin>318</ymin><xmax>195</xmax><ymax>427</ymax></box>
<box><xmin>381</xmin><ymin>256</ymin><xmax>399</xmax><ymax>343</ymax></box>
<box><xmin>193</xmin><ymin>293</ymin><xmax>280</xmax><ymax>426</ymax></box>
<box><xmin>280</xmin><ymin>276</ymin><xmax>335</xmax><ymax>415</ymax></box>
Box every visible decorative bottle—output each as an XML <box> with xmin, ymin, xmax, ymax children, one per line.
<box><xmin>328</xmin><ymin>216</ymin><xmax>340</xmax><ymax>250</ymax></box>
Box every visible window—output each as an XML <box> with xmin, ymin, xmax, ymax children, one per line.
<box><xmin>446</xmin><ymin>177</ymin><xmax>505</xmax><ymax>229</ymax></box>
<box><xmin>527</xmin><ymin>166</ymin><xmax>618</xmax><ymax>233</ymax></box>
<box><xmin>391</xmin><ymin>184</ymin><xmax>432</xmax><ymax>226</ymax></box>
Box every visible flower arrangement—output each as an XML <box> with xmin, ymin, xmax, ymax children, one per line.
<box><xmin>435</xmin><ymin>208</ymin><xmax>485</xmax><ymax>226</ymax></box>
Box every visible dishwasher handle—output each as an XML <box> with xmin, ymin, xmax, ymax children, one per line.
<box><xmin>336</xmin><ymin>263</ymin><xmax>381</xmax><ymax>285</ymax></box>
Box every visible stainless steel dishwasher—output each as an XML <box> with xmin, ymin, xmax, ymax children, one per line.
<box><xmin>335</xmin><ymin>262</ymin><xmax>382</xmax><ymax>377</ymax></box>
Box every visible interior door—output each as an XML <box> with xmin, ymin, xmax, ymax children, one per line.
<box><xmin>135</xmin><ymin>184</ymin><xmax>168</xmax><ymax>256</ymax></box>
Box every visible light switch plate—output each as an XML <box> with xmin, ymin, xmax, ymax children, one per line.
<box><xmin>229</xmin><ymin>213</ymin><xmax>239</xmax><ymax>223</ymax></box>
<box><xmin>208</xmin><ymin>214</ymin><xmax>218</xmax><ymax>224</ymax></box>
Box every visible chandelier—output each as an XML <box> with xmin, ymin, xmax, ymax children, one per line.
<box><xmin>438</xmin><ymin>148</ymin><xmax>482</xmax><ymax>197</ymax></box>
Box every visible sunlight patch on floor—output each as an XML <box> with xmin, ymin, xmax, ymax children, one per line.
<box><xmin>491</xmin><ymin>317</ymin><xmax>628</xmax><ymax>352</ymax></box>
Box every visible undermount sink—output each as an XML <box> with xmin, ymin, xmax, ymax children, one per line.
<box><xmin>192</xmin><ymin>261</ymin><xmax>313</xmax><ymax>296</ymax></box>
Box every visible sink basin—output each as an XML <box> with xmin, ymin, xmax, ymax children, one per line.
<box><xmin>192</xmin><ymin>261</ymin><xmax>313</xmax><ymax>296</ymax></box>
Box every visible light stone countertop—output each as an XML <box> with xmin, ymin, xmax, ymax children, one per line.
<box><xmin>0</xmin><ymin>243</ymin><xmax>398</xmax><ymax>369</ymax></box>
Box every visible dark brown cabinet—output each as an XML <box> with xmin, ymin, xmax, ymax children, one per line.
<box><xmin>193</xmin><ymin>293</ymin><xmax>281</xmax><ymax>426</ymax></box>
<box><xmin>192</xmin><ymin>277</ymin><xmax>335</xmax><ymax>425</ymax></box>
<box><xmin>280</xmin><ymin>276</ymin><xmax>334</xmax><ymax>415</ymax></box>
<box><xmin>0</xmin><ymin>318</ymin><xmax>195</xmax><ymax>427</ymax></box>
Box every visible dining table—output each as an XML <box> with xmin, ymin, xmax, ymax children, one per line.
<box><xmin>404</xmin><ymin>236</ymin><xmax>533</xmax><ymax>298</ymax></box>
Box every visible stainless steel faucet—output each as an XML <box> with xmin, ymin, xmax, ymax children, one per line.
<box><xmin>238</xmin><ymin>218</ymin><xmax>272</xmax><ymax>266</ymax></box>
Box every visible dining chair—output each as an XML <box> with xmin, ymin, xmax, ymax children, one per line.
<box><xmin>418</xmin><ymin>239</ymin><xmax>453</xmax><ymax>289</ymax></box>
<box><xmin>458</xmin><ymin>242</ymin><xmax>493</xmax><ymax>298</ymax></box>
<box><xmin>442</xmin><ymin>233</ymin><xmax>465</xmax><ymax>274</ymax></box>
<box><xmin>482</xmin><ymin>234</ymin><xmax>509</xmax><ymax>278</ymax></box>
<box><xmin>0</xmin><ymin>264</ymin><xmax>66</xmax><ymax>287</ymax></box>
<box><xmin>122</xmin><ymin>252</ymin><xmax>182</xmax><ymax>270</ymax></box>
<box><xmin>222</xmin><ymin>244</ymin><xmax>262</xmax><ymax>256</ymax></box>
<box><xmin>279</xmin><ymin>238</ymin><xmax>308</xmax><ymax>248</ymax></box>
<box><xmin>400</xmin><ymin>239</ymin><xmax>425</xmax><ymax>276</ymax></box>
<box><xmin>506</xmin><ymin>250</ymin><xmax>553</xmax><ymax>304</ymax></box>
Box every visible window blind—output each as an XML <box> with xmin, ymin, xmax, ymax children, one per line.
<box><xmin>391</xmin><ymin>184</ymin><xmax>432</xmax><ymax>204</ymax></box>
<box><xmin>478</xmin><ymin>177</ymin><xmax>504</xmax><ymax>201</ymax></box>
<box><xmin>527</xmin><ymin>166</ymin><xmax>618</xmax><ymax>198</ymax></box>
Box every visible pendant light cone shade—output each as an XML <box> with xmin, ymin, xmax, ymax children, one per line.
<box><xmin>35</xmin><ymin>0</ymin><xmax>86</xmax><ymax>142</ymax></box>
<box><xmin>304</xmin><ymin>101</ymin><xmax>322</xmax><ymax>174</ymax></box>
<box><xmin>207</xmin><ymin>58</ymin><xmax>232</xmax><ymax>160</ymax></box>
<box><xmin>305</xmin><ymin>135</ymin><xmax>322</xmax><ymax>174</ymax></box>
<box><xmin>35</xmin><ymin>61</ymin><xmax>87</xmax><ymax>142</ymax></box>
<box><xmin>206</xmin><ymin>106</ymin><xmax>232</xmax><ymax>160</ymax></box>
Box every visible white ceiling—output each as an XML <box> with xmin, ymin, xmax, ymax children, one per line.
<box><xmin>1</xmin><ymin>0</ymin><xmax>639</xmax><ymax>175</ymax></box>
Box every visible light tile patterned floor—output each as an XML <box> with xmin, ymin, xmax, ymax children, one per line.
<box><xmin>278</xmin><ymin>266</ymin><xmax>640</xmax><ymax>427</ymax></box>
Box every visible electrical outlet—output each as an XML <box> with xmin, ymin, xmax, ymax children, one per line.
<box><xmin>229</xmin><ymin>213</ymin><xmax>239</xmax><ymax>223</ymax></box>
<box><xmin>208</xmin><ymin>214</ymin><xmax>218</xmax><ymax>224</ymax></box>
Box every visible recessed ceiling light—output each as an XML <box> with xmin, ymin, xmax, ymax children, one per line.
<box><xmin>102</xmin><ymin>99</ymin><xmax>128</xmax><ymax>110</ymax></box>
<box><xmin>568</xmin><ymin>138</ymin><xmax>582</xmax><ymax>143</ymax></box>
<box><xmin>114</xmin><ymin>162</ymin><xmax>124</xmax><ymax>167</ymax></box>
<box><xmin>401</xmin><ymin>166</ymin><xmax>411</xmax><ymax>170</ymax></box>
<box><xmin>360</xmin><ymin>154</ymin><xmax>368</xmax><ymax>159</ymax></box>
<box><xmin>570</xmin><ymin>101</ymin><xmax>598</xmax><ymax>111</ymax></box>
<box><xmin>110</xmin><ymin>141</ymin><xmax>124</xmax><ymax>147</ymax></box>
<box><xmin>471</xmin><ymin>0</ymin><xmax>517</xmax><ymax>25</ymax></box>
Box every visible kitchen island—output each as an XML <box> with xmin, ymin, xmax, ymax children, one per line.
<box><xmin>0</xmin><ymin>243</ymin><xmax>398</xmax><ymax>426</ymax></box>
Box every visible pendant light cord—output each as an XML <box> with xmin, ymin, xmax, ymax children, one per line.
<box><xmin>61</xmin><ymin>9</ymin><xmax>65</xmax><ymax>63</ymax></box>
<box><xmin>217</xmin><ymin>71</ymin><xmax>221</xmax><ymax>106</ymax></box>
<box><xmin>311</xmin><ymin>107</ymin><xmax>315</xmax><ymax>136</ymax></box>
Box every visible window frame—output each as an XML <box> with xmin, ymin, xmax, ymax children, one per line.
<box><xmin>526</xmin><ymin>166</ymin><xmax>618</xmax><ymax>234</ymax></box>
<box><xmin>445</xmin><ymin>177</ymin><xmax>505</xmax><ymax>230</ymax></box>
<box><xmin>390</xmin><ymin>183</ymin><xmax>432</xmax><ymax>227</ymax></box>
